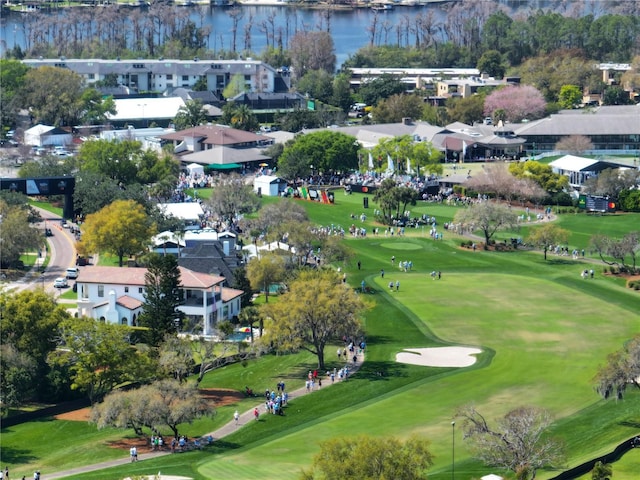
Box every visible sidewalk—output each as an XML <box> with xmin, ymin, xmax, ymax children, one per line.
<box><xmin>45</xmin><ymin>351</ymin><xmax>365</xmax><ymax>480</ymax></box>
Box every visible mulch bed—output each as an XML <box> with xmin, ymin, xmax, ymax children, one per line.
<box><xmin>54</xmin><ymin>388</ymin><xmax>245</xmax><ymax>452</ymax></box>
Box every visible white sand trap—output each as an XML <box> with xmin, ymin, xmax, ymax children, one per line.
<box><xmin>396</xmin><ymin>347</ymin><xmax>482</xmax><ymax>367</ymax></box>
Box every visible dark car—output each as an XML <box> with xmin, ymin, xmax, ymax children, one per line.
<box><xmin>45</xmin><ymin>228</ymin><xmax>53</xmax><ymax>237</ymax></box>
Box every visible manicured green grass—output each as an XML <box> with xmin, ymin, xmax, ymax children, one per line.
<box><xmin>5</xmin><ymin>193</ymin><xmax>640</xmax><ymax>480</ymax></box>
<box><xmin>58</xmin><ymin>289</ymin><xmax>77</xmax><ymax>300</ymax></box>
<box><xmin>29</xmin><ymin>200</ymin><xmax>63</xmax><ymax>217</ymax></box>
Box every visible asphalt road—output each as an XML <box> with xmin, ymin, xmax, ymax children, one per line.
<box><xmin>4</xmin><ymin>207</ymin><xmax>78</xmax><ymax>294</ymax></box>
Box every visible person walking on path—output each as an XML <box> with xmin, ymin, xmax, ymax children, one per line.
<box><xmin>234</xmin><ymin>410</ymin><xmax>240</xmax><ymax>426</ymax></box>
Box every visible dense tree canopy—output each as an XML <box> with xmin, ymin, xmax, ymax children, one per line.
<box><xmin>508</xmin><ymin>161</ymin><xmax>569</xmax><ymax>194</ymax></box>
<box><xmin>302</xmin><ymin>435</ymin><xmax>434</xmax><ymax>480</ymax></box>
<box><xmin>246</xmin><ymin>253</ymin><xmax>286</xmax><ymax>304</ymax></box>
<box><xmin>373</xmin><ymin>177</ymin><xmax>419</xmax><ymax>225</ymax></box>
<box><xmin>0</xmin><ymin>289</ymin><xmax>70</xmax><ymax>402</ymax></box>
<box><xmin>278</xmin><ymin>130</ymin><xmax>359</xmax><ymax>179</ymax></box>
<box><xmin>49</xmin><ymin>318</ymin><xmax>143</xmax><ymax>403</ymax></box>
<box><xmin>261</xmin><ymin>269</ymin><xmax>365</xmax><ymax>370</ymax></box>
<box><xmin>19</xmin><ymin>66</ymin><xmax>84</xmax><ymax>126</ymax></box>
<box><xmin>0</xmin><ymin>200</ymin><xmax>43</xmax><ymax>268</ymax></box>
<box><xmin>371</xmin><ymin>94</ymin><xmax>424</xmax><ymax>124</ymax></box>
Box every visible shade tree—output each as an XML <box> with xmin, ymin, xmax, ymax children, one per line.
<box><xmin>261</xmin><ymin>269</ymin><xmax>365</xmax><ymax>370</ymax></box>
<box><xmin>246</xmin><ymin>253</ymin><xmax>286</xmax><ymax>304</ymax></box>
<box><xmin>456</xmin><ymin>404</ymin><xmax>564</xmax><ymax>480</ymax></box>
<box><xmin>594</xmin><ymin>335</ymin><xmax>640</xmax><ymax>400</ymax></box>
<box><xmin>453</xmin><ymin>201</ymin><xmax>519</xmax><ymax>250</ymax></box>
<box><xmin>78</xmin><ymin>199</ymin><xmax>157</xmax><ymax>267</ymax></box>
<box><xmin>19</xmin><ymin>66</ymin><xmax>84</xmax><ymax>126</ymax></box>
<box><xmin>371</xmin><ymin>93</ymin><xmax>424</xmax><ymax>124</ymax></box>
<box><xmin>372</xmin><ymin>178</ymin><xmax>420</xmax><ymax>225</ymax></box>
<box><xmin>508</xmin><ymin>161</ymin><xmax>569</xmax><ymax>195</ymax></box>
<box><xmin>0</xmin><ymin>200</ymin><xmax>44</xmax><ymax>268</ymax></box>
<box><xmin>49</xmin><ymin>318</ymin><xmax>144</xmax><ymax>403</ymax></box>
<box><xmin>206</xmin><ymin>172</ymin><xmax>261</xmax><ymax>224</ymax></box>
<box><xmin>590</xmin><ymin>232</ymin><xmax>639</xmax><ymax>273</ymax></box>
<box><xmin>92</xmin><ymin>379</ymin><xmax>213</xmax><ymax>438</ymax></box>
<box><xmin>301</xmin><ymin>435</ymin><xmax>434</xmax><ymax>480</ymax></box>
<box><xmin>526</xmin><ymin>224</ymin><xmax>570</xmax><ymax>260</ymax></box>
<box><xmin>278</xmin><ymin>130</ymin><xmax>359</xmax><ymax>177</ymax></box>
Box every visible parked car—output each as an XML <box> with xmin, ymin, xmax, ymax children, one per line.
<box><xmin>54</xmin><ymin>277</ymin><xmax>68</xmax><ymax>288</ymax></box>
<box><xmin>66</xmin><ymin>267</ymin><xmax>79</xmax><ymax>279</ymax></box>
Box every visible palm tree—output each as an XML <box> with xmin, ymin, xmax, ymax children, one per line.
<box><xmin>173</xmin><ymin>99</ymin><xmax>207</xmax><ymax>130</ymax></box>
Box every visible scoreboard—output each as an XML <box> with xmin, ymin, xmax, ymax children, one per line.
<box><xmin>578</xmin><ymin>194</ymin><xmax>616</xmax><ymax>213</ymax></box>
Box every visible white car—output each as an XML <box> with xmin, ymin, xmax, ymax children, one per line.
<box><xmin>54</xmin><ymin>277</ymin><xmax>68</xmax><ymax>288</ymax></box>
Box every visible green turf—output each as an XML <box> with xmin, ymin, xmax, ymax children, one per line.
<box><xmin>4</xmin><ymin>192</ymin><xmax>640</xmax><ymax>480</ymax></box>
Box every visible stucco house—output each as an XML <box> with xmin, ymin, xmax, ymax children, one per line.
<box><xmin>75</xmin><ymin>265</ymin><xmax>243</xmax><ymax>335</ymax></box>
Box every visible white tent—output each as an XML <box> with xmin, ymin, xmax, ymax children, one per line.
<box><xmin>253</xmin><ymin>175</ymin><xmax>287</xmax><ymax>196</ymax></box>
<box><xmin>187</xmin><ymin>163</ymin><xmax>205</xmax><ymax>178</ymax></box>
<box><xmin>481</xmin><ymin>474</ymin><xmax>503</xmax><ymax>480</ymax></box>
<box><xmin>24</xmin><ymin>124</ymin><xmax>72</xmax><ymax>147</ymax></box>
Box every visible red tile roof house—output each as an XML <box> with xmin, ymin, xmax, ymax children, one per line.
<box><xmin>75</xmin><ymin>266</ymin><xmax>243</xmax><ymax>336</ymax></box>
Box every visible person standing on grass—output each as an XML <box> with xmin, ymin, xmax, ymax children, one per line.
<box><xmin>395</xmin><ymin>280</ymin><xmax>400</xmax><ymax>291</ymax></box>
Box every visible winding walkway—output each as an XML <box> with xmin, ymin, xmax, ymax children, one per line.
<box><xmin>45</xmin><ymin>351</ymin><xmax>364</xmax><ymax>480</ymax></box>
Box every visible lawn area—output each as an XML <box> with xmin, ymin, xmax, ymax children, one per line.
<box><xmin>4</xmin><ymin>192</ymin><xmax>639</xmax><ymax>480</ymax></box>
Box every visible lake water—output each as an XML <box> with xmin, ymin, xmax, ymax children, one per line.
<box><xmin>0</xmin><ymin>3</ymin><xmax>450</xmax><ymax>66</ymax></box>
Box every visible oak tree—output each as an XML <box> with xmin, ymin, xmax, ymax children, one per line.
<box><xmin>301</xmin><ymin>435</ymin><xmax>434</xmax><ymax>480</ymax></box>
<box><xmin>50</xmin><ymin>318</ymin><xmax>142</xmax><ymax>403</ymax></box>
<box><xmin>207</xmin><ymin>173</ymin><xmax>261</xmax><ymax>223</ymax></box>
<box><xmin>92</xmin><ymin>379</ymin><xmax>213</xmax><ymax>438</ymax></box>
<box><xmin>526</xmin><ymin>224</ymin><xmax>570</xmax><ymax>260</ymax></box>
<box><xmin>261</xmin><ymin>269</ymin><xmax>365</xmax><ymax>370</ymax></box>
<box><xmin>456</xmin><ymin>404</ymin><xmax>564</xmax><ymax>480</ymax></box>
<box><xmin>453</xmin><ymin>201</ymin><xmax>519</xmax><ymax>250</ymax></box>
<box><xmin>246</xmin><ymin>253</ymin><xmax>286</xmax><ymax>304</ymax></box>
<box><xmin>594</xmin><ymin>335</ymin><xmax>640</xmax><ymax>400</ymax></box>
<box><xmin>78</xmin><ymin>199</ymin><xmax>156</xmax><ymax>267</ymax></box>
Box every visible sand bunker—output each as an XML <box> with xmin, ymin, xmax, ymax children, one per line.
<box><xmin>396</xmin><ymin>347</ymin><xmax>482</xmax><ymax>367</ymax></box>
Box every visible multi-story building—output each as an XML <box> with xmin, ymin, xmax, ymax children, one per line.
<box><xmin>22</xmin><ymin>58</ymin><xmax>281</xmax><ymax>97</ymax></box>
<box><xmin>75</xmin><ymin>265</ymin><xmax>243</xmax><ymax>336</ymax></box>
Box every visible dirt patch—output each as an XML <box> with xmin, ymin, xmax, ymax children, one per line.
<box><xmin>56</xmin><ymin>407</ymin><xmax>92</xmax><ymax>422</ymax></box>
<box><xmin>54</xmin><ymin>388</ymin><xmax>244</xmax><ymax>452</ymax></box>
<box><xmin>198</xmin><ymin>387</ymin><xmax>245</xmax><ymax>406</ymax></box>
<box><xmin>55</xmin><ymin>388</ymin><xmax>243</xmax><ymax>423</ymax></box>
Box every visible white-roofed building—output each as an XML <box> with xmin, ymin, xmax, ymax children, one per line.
<box><xmin>107</xmin><ymin>97</ymin><xmax>186</xmax><ymax>127</ymax></box>
<box><xmin>157</xmin><ymin>202</ymin><xmax>205</xmax><ymax>229</ymax></box>
<box><xmin>549</xmin><ymin>155</ymin><xmax>629</xmax><ymax>188</ymax></box>
<box><xmin>24</xmin><ymin>124</ymin><xmax>73</xmax><ymax>147</ymax></box>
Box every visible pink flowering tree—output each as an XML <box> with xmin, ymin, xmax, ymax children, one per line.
<box><xmin>484</xmin><ymin>85</ymin><xmax>547</xmax><ymax>123</ymax></box>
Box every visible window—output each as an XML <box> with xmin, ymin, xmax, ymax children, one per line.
<box><xmin>98</xmin><ymin>285</ymin><xmax>104</xmax><ymax>297</ymax></box>
<box><xmin>139</xmin><ymin>287</ymin><xmax>144</xmax><ymax>294</ymax></box>
<box><xmin>166</xmin><ymin>74</ymin><xmax>173</xmax><ymax>80</ymax></box>
<box><xmin>121</xmin><ymin>318</ymin><xmax>128</xmax><ymax>325</ymax></box>
<box><xmin>88</xmin><ymin>73</ymin><xmax>95</xmax><ymax>80</ymax></box>
<box><xmin>124</xmin><ymin>286</ymin><xmax>129</xmax><ymax>293</ymax></box>
<box><xmin>182</xmin><ymin>75</ymin><xmax>189</xmax><ymax>81</ymax></box>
